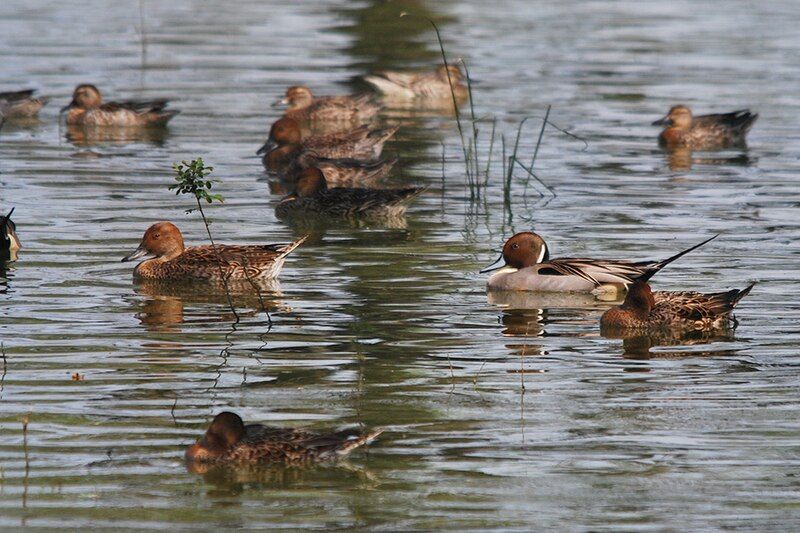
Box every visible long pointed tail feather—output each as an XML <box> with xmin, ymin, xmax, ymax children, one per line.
<box><xmin>637</xmin><ymin>234</ymin><xmax>719</xmax><ymax>282</ymax></box>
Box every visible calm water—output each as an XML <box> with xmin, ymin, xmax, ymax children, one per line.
<box><xmin>1</xmin><ymin>0</ymin><xmax>800</xmax><ymax>529</ymax></box>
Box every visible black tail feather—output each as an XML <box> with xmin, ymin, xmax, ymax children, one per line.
<box><xmin>636</xmin><ymin>234</ymin><xmax>719</xmax><ymax>282</ymax></box>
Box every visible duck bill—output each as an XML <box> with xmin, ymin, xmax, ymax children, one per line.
<box><xmin>480</xmin><ymin>254</ymin><xmax>507</xmax><ymax>274</ymax></box>
<box><xmin>270</xmin><ymin>97</ymin><xmax>288</xmax><ymax>108</ymax></box>
<box><xmin>121</xmin><ymin>244</ymin><xmax>153</xmax><ymax>262</ymax></box>
<box><xmin>256</xmin><ymin>139</ymin><xmax>276</xmax><ymax>155</ymax></box>
<box><xmin>651</xmin><ymin>116</ymin><xmax>672</xmax><ymax>126</ymax></box>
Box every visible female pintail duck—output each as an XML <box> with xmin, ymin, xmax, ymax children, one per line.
<box><xmin>363</xmin><ymin>64</ymin><xmax>469</xmax><ymax>101</ymax></box>
<box><xmin>652</xmin><ymin>105</ymin><xmax>757</xmax><ymax>150</ymax></box>
<box><xmin>258</xmin><ymin>117</ymin><xmax>398</xmax><ymax>172</ymax></box>
<box><xmin>0</xmin><ymin>90</ymin><xmax>49</xmax><ymax>118</ymax></box>
<box><xmin>121</xmin><ymin>222</ymin><xmax>306</xmax><ymax>280</ymax></box>
<box><xmin>284</xmin><ymin>153</ymin><xmax>398</xmax><ymax>189</ymax></box>
<box><xmin>274</xmin><ymin>86</ymin><xmax>380</xmax><ymax>123</ymax></box>
<box><xmin>600</xmin><ymin>280</ymin><xmax>755</xmax><ymax>332</ymax></box>
<box><xmin>481</xmin><ymin>232</ymin><xmax>718</xmax><ymax>293</ymax></box>
<box><xmin>275</xmin><ymin>167</ymin><xmax>424</xmax><ymax>220</ymax></box>
<box><xmin>61</xmin><ymin>84</ymin><xmax>179</xmax><ymax>127</ymax></box>
<box><xmin>1</xmin><ymin>208</ymin><xmax>21</xmax><ymax>261</ymax></box>
<box><xmin>185</xmin><ymin>411</ymin><xmax>383</xmax><ymax>465</ymax></box>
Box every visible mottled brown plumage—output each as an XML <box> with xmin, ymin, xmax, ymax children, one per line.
<box><xmin>275</xmin><ymin>168</ymin><xmax>424</xmax><ymax>220</ymax></box>
<box><xmin>283</xmin><ymin>153</ymin><xmax>397</xmax><ymax>188</ymax></box>
<box><xmin>276</xmin><ymin>85</ymin><xmax>381</xmax><ymax>123</ymax></box>
<box><xmin>0</xmin><ymin>89</ymin><xmax>49</xmax><ymax>118</ymax></box>
<box><xmin>121</xmin><ymin>222</ymin><xmax>305</xmax><ymax>280</ymax></box>
<box><xmin>363</xmin><ymin>64</ymin><xmax>469</xmax><ymax>101</ymax></box>
<box><xmin>185</xmin><ymin>412</ymin><xmax>383</xmax><ymax>465</ymax></box>
<box><xmin>62</xmin><ymin>84</ymin><xmax>179</xmax><ymax>127</ymax></box>
<box><xmin>652</xmin><ymin>105</ymin><xmax>757</xmax><ymax>150</ymax></box>
<box><xmin>601</xmin><ymin>280</ymin><xmax>755</xmax><ymax>333</ymax></box>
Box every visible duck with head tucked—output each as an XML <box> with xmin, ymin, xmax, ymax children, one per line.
<box><xmin>481</xmin><ymin>232</ymin><xmax>718</xmax><ymax>293</ymax></box>
<box><xmin>275</xmin><ymin>167</ymin><xmax>424</xmax><ymax>220</ymax></box>
<box><xmin>185</xmin><ymin>411</ymin><xmax>383</xmax><ymax>465</ymax></box>
<box><xmin>363</xmin><ymin>64</ymin><xmax>469</xmax><ymax>102</ymax></box>
<box><xmin>274</xmin><ymin>85</ymin><xmax>381</xmax><ymax>124</ymax></box>
<box><xmin>122</xmin><ymin>222</ymin><xmax>306</xmax><ymax>280</ymax></box>
<box><xmin>1</xmin><ymin>208</ymin><xmax>21</xmax><ymax>262</ymax></box>
<box><xmin>601</xmin><ymin>280</ymin><xmax>754</xmax><ymax>333</ymax></box>
<box><xmin>0</xmin><ymin>90</ymin><xmax>49</xmax><ymax>119</ymax></box>
<box><xmin>652</xmin><ymin>105</ymin><xmax>757</xmax><ymax>150</ymax></box>
<box><xmin>61</xmin><ymin>84</ymin><xmax>179</xmax><ymax>127</ymax></box>
<box><xmin>258</xmin><ymin>117</ymin><xmax>398</xmax><ymax>172</ymax></box>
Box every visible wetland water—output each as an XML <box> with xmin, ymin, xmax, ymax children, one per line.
<box><xmin>1</xmin><ymin>0</ymin><xmax>800</xmax><ymax>529</ymax></box>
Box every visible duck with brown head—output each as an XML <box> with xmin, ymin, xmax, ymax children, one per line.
<box><xmin>61</xmin><ymin>84</ymin><xmax>179</xmax><ymax>127</ymax></box>
<box><xmin>121</xmin><ymin>221</ymin><xmax>306</xmax><ymax>281</ymax></box>
<box><xmin>652</xmin><ymin>105</ymin><xmax>757</xmax><ymax>150</ymax></box>
<box><xmin>600</xmin><ymin>280</ymin><xmax>755</xmax><ymax>333</ymax></box>
<box><xmin>275</xmin><ymin>167</ymin><xmax>425</xmax><ymax>220</ymax></box>
<box><xmin>0</xmin><ymin>208</ymin><xmax>20</xmax><ymax>262</ymax></box>
<box><xmin>185</xmin><ymin>411</ymin><xmax>383</xmax><ymax>465</ymax></box>
<box><xmin>273</xmin><ymin>85</ymin><xmax>381</xmax><ymax>124</ymax></box>
<box><xmin>481</xmin><ymin>232</ymin><xmax>719</xmax><ymax>293</ymax></box>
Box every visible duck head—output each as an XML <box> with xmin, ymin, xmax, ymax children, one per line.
<box><xmin>273</xmin><ymin>86</ymin><xmax>314</xmax><ymax>110</ymax></box>
<box><xmin>185</xmin><ymin>411</ymin><xmax>245</xmax><ymax>462</ymax></box>
<box><xmin>256</xmin><ymin>117</ymin><xmax>303</xmax><ymax>155</ymax></box>
<box><xmin>61</xmin><ymin>84</ymin><xmax>102</xmax><ymax>113</ymax></box>
<box><xmin>122</xmin><ymin>221</ymin><xmax>185</xmax><ymax>263</ymax></box>
<box><xmin>480</xmin><ymin>232</ymin><xmax>549</xmax><ymax>273</ymax></box>
<box><xmin>652</xmin><ymin>105</ymin><xmax>692</xmax><ymax>129</ymax></box>
<box><xmin>620</xmin><ymin>281</ymin><xmax>655</xmax><ymax>320</ymax></box>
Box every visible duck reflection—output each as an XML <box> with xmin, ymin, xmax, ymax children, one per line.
<box><xmin>133</xmin><ymin>278</ymin><xmax>287</xmax><ymax>332</ymax></box>
<box><xmin>664</xmin><ymin>147</ymin><xmax>754</xmax><ymax>172</ymax></box>
<box><xmin>65</xmin><ymin>124</ymin><xmax>169</xmax><ymax>147</ymax></box>
<box><xmin>603</xmin><ymin>327</ymin><xmax>738</xmax><ymax>360</ymax></box>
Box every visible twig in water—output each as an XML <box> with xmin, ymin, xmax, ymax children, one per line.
<box><xmin>22</xmin><ymin>414</ymin><xmax>30</xmax><ymax>511</ymax></box>
<box><xmin>0</xmin><ymin>342</ymin><xmax>6</xmax><ymax>393</ymax></box>
<box><xmin>472</xmin><ymin>360</ymin><xmax>487</xmax><ymax>390</ymax></box>
<box><xmin>530</xmin><ymin>105</ymin><xmax>551</xmax><ymax>170</ymax></box>
<box><xmin>484</xmin><ymin>117</ymin><xmax>497</xmax><ymax>186</ymax></box>
<box><xmin>170</xmin><ymin>395</ymin><xmax>178</xmax><ymax>425</ymax></box>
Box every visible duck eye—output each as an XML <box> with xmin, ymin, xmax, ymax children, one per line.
<box><xmin>153</xmin><ymin>233</ymin><xmax>160</xmax><ymax>239</ymax></box>
<box><xmin>511</xmin><ymin>243</ymin><xmax>519</xmax><ymax>249</ymax></box>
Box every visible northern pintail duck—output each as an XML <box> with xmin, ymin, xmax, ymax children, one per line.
<box><xmin>481</xmin><ymin>232</ymin><xmax>717</xmax><ymax>293</ymax></box>
<box><xmin>1</xmin><ymin>208</ymin><xmax>20</xmax><ymax>261</ymax></box>
<box><xmin>275</xmin><ymin>86</ymin><xmax>380</xmax><ymax>124</ymax></box>
<box><xmin>363</xmin><ymin>64</ymin><xmax>468</xmax><ymax>101</ymax></box>
<box><xmin>121</xmin><ymin>222</ymin><xmax>305</xmax><ymax>280</ymax></box>
<box><xmin>62</xmin><ymin>84</ymin><xmax>179</xmax><ymax>127</ymax></box>
<box><xmin>185</xmin><ymin>411</ymin><xmax>383</xmax><ymax>465</ymax></box>
<box><xmin>601</xmin><ymin>280</ymin><xmax>755</xmax><ymax>332</ymax></box>
<box><xmin>652</xmin><ymin>105</ymin><xmax>757</xmax><ymax>150</ymax></box>
<box><xmin>0</xmin><ymin>90</ymin><xmax>49</xmax><ymax>118</ymax></box>
<box><xmin>258</xmin><ymin>117</ymin><xmax>397</xmax><ymax>172</ymax></box>
<box><xmin>284</xmin><ymin>153</ymin><xmax>398</xmax><ymax>188</ymax></box>
<box><xmin>275</xmin><ymin>167</ymin><xmax>424</xmax><ymax>220</ymax></box>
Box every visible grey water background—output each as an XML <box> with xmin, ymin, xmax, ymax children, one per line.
<box><xmin>1</xmin><ymin>0</ymin><xmax>800</xmax><ymax>529</ymax></box>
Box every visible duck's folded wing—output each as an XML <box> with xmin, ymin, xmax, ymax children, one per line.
<box><xmin>0</xmin><ymin>90</ymin><xmax>35</xmax><ymax>102</ymax></box>
<box><xmin>538</xmin><ymin>258</ymin><xmax>645</xmax><ymax>285</ymax></box>
<box><xmin>694</xmin><ymin>110</ymin><xmax>755</xmax><ymax>129</ymax></box>
<box><xmin>102</xmin><ymin>98</ymin><xmax>170</xmax><ymax>114</ymax></box>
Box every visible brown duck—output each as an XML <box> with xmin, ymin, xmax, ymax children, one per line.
<box><xmin>0</xmin><ymin>90</ymin><xmax>49</xmax><ymax>118</ymax></box>
<box><xmin>121</xmin><ymin>222</ymin><xmax>305</xmax><ymax>280</ymax></box>
<box><xmin>1</xmin><ymin>208</ymin><xmax>20</xmax><ymax>262</ymax></box>
<box><xmin>284</xmin><ymin>153</ymin><xmax>398</xmax><ymax>188</ymax></box>
<box><xmin>363</xmin><ymin>64</ymin><xmax>469</xmax><ymax>101</ymax></box>
<box><xmin>601</xmin><ymin>280</ymin><xmax>755</xmax><ymax>333</ymax></box>
<box><xmin>185</xmin><ymin>411</ymin><xmax>383</xmax><ymax>465</ymax></box>
<box><xmin>275</xmin><ymin>167</ymin><xmax>424</xmax><ymax>220</ymax></box>
<box><xmin>258</xmin><ymin>117</ymin><xmax>398</xmax><ymax>172</ymax></box>
<box><xmin>62</xmin><ymin>84</ymin><xmax>179</xmax><ymax>127</ymax></box>
<box><xmin>275</xmin><ymin>85</ymin><xmax>380</xmax><ymax>123</ymax></box>
<box><xmin>652</xmin><ymin>105</ymin><xmax>757</xmax><ymax>150</ymax></box>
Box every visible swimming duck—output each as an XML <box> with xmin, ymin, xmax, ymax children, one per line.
<box><xmin>121</xmin><ymin>221</ymin><xmax>305</xmax><ymax>280</ymax></box>
<box><xmin>258</xmin><ymin>117</ymin><xmax>398</xmax><ymax>172</ymax></box>
<box><xmin>481</xmin><ymin>232</ymin><xmax>718</xmax><ymax>293</ymax></box>
<box><xmin>275</xmin><ymin>86</ymin><xmax>381</xmax><ymax>124</ymax></box>
<box><xmin>363</xmin><ymin>64</ymin><xmax>469</xmax><ymax>101</ymax></box>
<box><xmin>284</xmin><ymin>153</ymin><xmax>398</xmax><ymax>188</ymax></box>
<box><xmin>0</xmin><ymin>90</ymin><xmax>49</xmax><ymax>118</ymax></box>
<box><xmin>185</xmin><ymin>411</ymin><xmax>383</xmax><ymax>465</ymax></box>
<box><xmin>652</xmin><ymin>105</ymin><xmax>757</xmax><ymax>150</ymax></box>
<box><xmin>275</xmin><ymin>167</ymin><xmax>424</xmax><ymax>220</ymax></box>
<box><xmin>61</xmin><ymin>84</ymin><xmax>179</xmax><ymax>127</ymax></box>
<box><xmin>600</xmin><ymin>280</ymin><xmax>754</xmax><ymax>332</ymax></box>
<box><xmin>1</xmin><ymin>208</ymin><xmax>20</xmax><ymax>261</ymax></box>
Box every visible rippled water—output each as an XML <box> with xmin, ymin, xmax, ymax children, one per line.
<box><xmin>1</xmin><ymin>0</ymin><xmax>800</xmax><ymax>529</ymax></box>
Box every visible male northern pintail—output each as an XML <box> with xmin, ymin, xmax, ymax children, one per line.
<box><xmin>62</xmin><ymin>84</ymin><xmax>179</xmax><ymax>127</ymax></box>
<box><xmin>275</xmin><ymin>167</ymin><xmax>424</xmax><ymax>220</ymax></box>
<box><xmin>258</xmin><ymin>117</ymin><xmax>398</xmax><ymax>172</ymax></box>
<box><xmin>652</xmin><ymin>105</ymin><xmax>757</xmax><ymax>150</ymax></box>
<box><xmin>481</xmin><ymin>232</ymin><xmax>717</xmax><ymax>293</ymax></box>
<box><xmin>274</xmin><ymin>86</ymin><xmax>381</xmax><ymax>123</ymax></box>
<box><xmin>1</xmin><ymin>208</ymin><xmax>20</xmax><ymax>261</ymax></box>
<box><xmin>185</xmin><ymin>411</ymin><xmax>383</xmax><ymax>465</ymax></box>
<box><xmin>600</xmin><ymin>280</ymin><xmax>754</xmax><ymax>332</ymax></box>
<box><xmin>121</xmin><ymin>222</ymin><xmax>305</xmax><ymax>280</ymax></box>
<box><xmin>0</xmin><ymin>90</ymin><xmax>49</xmax><ymax>118</ymax></box>
<box><xmin>363</xmin><ymin>64</ymin><xmax>468</xmax><ymax>101</ymax></box>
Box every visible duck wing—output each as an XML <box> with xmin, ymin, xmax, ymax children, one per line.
<box><xmin>101</xmin><ymin>98</ymin><xmax>170</xmax><ymax>114</ymax></box>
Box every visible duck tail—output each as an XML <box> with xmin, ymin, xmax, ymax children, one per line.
<box><xmin>365</xmin><ymin>156</ymin><xmax>398</xmax><ymax>180</ymax></box>
<box><xmin>637</xmin><ymin>234</ymin><xmax>719</xmax><ymax>282</ymax></box>
<box><xmin>278</xmin><ymin>234</ymin><xmax>308</xmax><ymax>258</ymax></box>
<box><xmin>728</xmin><ymin>282</ymin><xmax>756</xmax><ymax>308</ymax></box>
<box><xmin>149</xmin><ymin>109</ymin><xmax>180</xmax><ymax>126</ymax></box>
<box><xmin>369</xmin><ymin>125</ymin><xmax>400</xmax><ymax>144</ymax></box>
<box><xmin>393</xmin><ymin>186</ymin><xmax>426</xmax><ymax>205</ymax></box>
<box><xmin>333</xmin><ymin>428</ymin><xmax>384</xmax><ymax>457</ymax></box>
